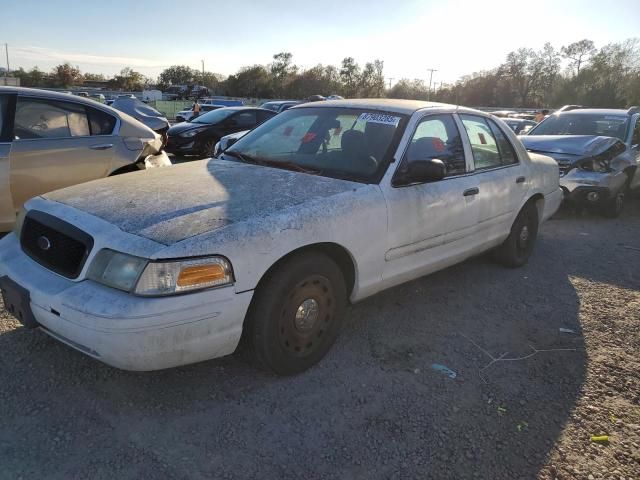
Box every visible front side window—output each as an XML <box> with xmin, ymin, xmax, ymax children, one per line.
<box><xmin>225</xmin><ymin>107</ymin><xmax>406</xmax><ymax>183</ymax></box>
<box><xmin>460</xmin><ymin>114</ymin><xmax>518</xmax><ymax>170</ymax></box>
<box><xmin>14</xmin><ymin>98</ymin><xmax>90</xmax><ymax>139</ymax></box>
<box><xmin>632</xmin><ymin>119</ymin><xmax>640</xmax><ymax>146</ymax></box>
<box><xmin>404</xmin><ymin>114</ymin><xmax>466</xmax><ymax>176</ymax></box>
<box><xmin>529</xmin><ymin>113</ymin><xmax>629</xmax><ymax>141</ymax></box>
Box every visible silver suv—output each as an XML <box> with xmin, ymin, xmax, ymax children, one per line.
<box><xmin>520</xmin><ymin>106</ymin><xmax>640</xmax><ymax>217</ymax></box>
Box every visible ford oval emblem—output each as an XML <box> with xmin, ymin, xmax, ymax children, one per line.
<box><xmin>37</xmin><ymin>236</ymin><xmax>52</xmax><ymax>251</ymax></box>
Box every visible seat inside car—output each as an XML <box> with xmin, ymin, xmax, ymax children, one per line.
<box><xmin>341</xmin><ymin>129</ymin><xmax>377</xmax><ymax>174</ymax></box>
<box><xmin>364</xmin><ymin>122</ymin><xmax>396</xmax><ymax>162</ymax></box>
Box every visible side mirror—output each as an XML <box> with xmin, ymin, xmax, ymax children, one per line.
<box><xmin>225</xmin><ymin>137</ymin><xmax>239</xmax><ymax>149</ymax></box>
<box><xmin>405</xmin><ymin>159</ymin><xmax>447</xmax><ymax>183</ymax></box>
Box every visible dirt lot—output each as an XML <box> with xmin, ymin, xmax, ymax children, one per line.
<box><xmin>0</xmin><ymin>202</ymin><xmax>639</xmax><ymax>480</ymax></box>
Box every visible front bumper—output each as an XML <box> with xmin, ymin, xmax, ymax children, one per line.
<box><xmin>165</xmin><ymin>137</ymin><xmax>198</xmax><ymax>154</ymax></box>
<box><xmin>560</xmin><ymin>168</ymin><xmax>628</xmax><ymax>206</ymax></box>
<box><xmin>0</xmin><ymin>234</ymin><xmax>253</xmax><ymax>371</ymax></box>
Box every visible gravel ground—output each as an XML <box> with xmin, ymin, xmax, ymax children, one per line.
<box><xmin>0</xmin><ymin>201</ymin><xmax>639</xmax><ymax>480</ymax></box>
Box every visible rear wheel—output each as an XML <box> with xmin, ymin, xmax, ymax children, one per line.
<box><xmin>493</xmin><ymin>202</ymin><xmax>539</xmax><ymax>268</ymax></box>
<box><xmin>241</xmin><ymin>252</ymin><xmax>347</xmax><ymax>375</ymax></box>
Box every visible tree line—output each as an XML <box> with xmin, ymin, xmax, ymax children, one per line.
<box><xmin>8</xmin><ymin>38</ymin><xmax>640</xmax><ymax>107</ymax></box>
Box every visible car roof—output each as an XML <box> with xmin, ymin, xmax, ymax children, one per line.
<box><xmin>294</xmin><ymin>98</ymin><xmax>457</xmax><ymax>115</ymax></box>
<box><xmin>263</xmin><ymin>100</ymin><xmax>298</xmax><ymax>105</ymax></box>
<box><xmin>557</xmin><ymin>108</ymin><xmax>629</xmax><ymax>116</ymax></box>
<box><xmin>0</xmin><ymin>86</ymin><xmax>124</xmax><ymax>112</ymax></box>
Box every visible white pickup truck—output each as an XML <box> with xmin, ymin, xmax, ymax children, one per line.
<box><xmin>0</xmin><ymin>99</ymin><xmax>561</xmax><ymax>375</ymax></box>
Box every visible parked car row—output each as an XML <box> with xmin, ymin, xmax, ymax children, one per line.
<box><xmin>1</xmin><ymin>98</ymin><xmax>563</xmax><ymax>375</ymax></box>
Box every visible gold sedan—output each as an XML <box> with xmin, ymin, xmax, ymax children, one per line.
<box><xmin>0</xmin><ymin>87</ymin><xmax>168</xmax><ymax>232</ymax></box>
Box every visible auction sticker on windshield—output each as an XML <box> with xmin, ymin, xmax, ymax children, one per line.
<box><xmin>358</xmin><ymin>113</ymin><xmax>401</xmax><ymax>126</ymax></box>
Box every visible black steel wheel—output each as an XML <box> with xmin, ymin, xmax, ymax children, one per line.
<box><xmin>241</xmin><ymin>252</ymin><xmax>347</xmax><ymax>375</ymax></box>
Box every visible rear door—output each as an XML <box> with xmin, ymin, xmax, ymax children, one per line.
<box><xmin>458</xmin><ymin>114</ymin><xmax>528</xmax><ymax>244</ymax></box>
<box><xmin>9</xmin><ymin>96</ymin><xmax>118</xmax><ymax>209</ymax></box>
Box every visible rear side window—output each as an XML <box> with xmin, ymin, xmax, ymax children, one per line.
<box><xmin>460</xmin><ymin>114</ymin><xmax>517</xmax><ymax>170</ymax></box>
<box><xmin>14</xmin><ymin>98</ymin><xmax>90</xmax><ymax>139</ymax></box>
<box><xmin>405</xmin><ymin>114</ymin><xmax>466</xmax><ymax>176</ymax></box>
<box><xmin>233</xmin><ymin>111</ymin><xmax>257</xmax><ymax>128</ymax></box>
<box><xmin>487</xmin><ymin>119</ymin><xmax>518</xmax><ymax>165</ymax></box>
<box><xmin>86</xmin><ymin>106</ymin><xmax>116</xmax><ymax>135</ymax></box>
<box><xmin>633</xmin><ymin>119</ymin><xmax>640</xmax><ymax>145</ymax></box>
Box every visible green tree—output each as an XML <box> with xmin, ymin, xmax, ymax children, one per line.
<box><xmin>340</xmin><ymin>57</ymin><xmax>361</xmax><ymax>98</ymax></box>
<box><xmin>359</xmin><ymin>60</ymin><xmax>385</xmax><ymax>97</ymax></box>
<box><xmin>108</xmin><ymin>67</ymin><xmax>146</xmax><ymax>91</ymax></box>
<box><xmin>561</xmin><ymin>39</ymin><xmax>596</xmax><ymax>76</ymax></box>
<box><xmin>158</xmin><ymin>65</ymin><xmax>197</xmax><ymax>88</ymax></box>
<box><xmin>83</xmin><ymin>72</ymin><xmax>106</xmax><ymax>82</ymax></box>
<box><xmin>52</xmin><ymin>63</ymin><xmax>83</xmax><ymax>87</ymax></box>
<box><xmin>223</xmin><ymin>65</ymin><xmax>274</xmax><ymax>98</ymax></box>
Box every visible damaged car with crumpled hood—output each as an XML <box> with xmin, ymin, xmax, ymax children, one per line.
<box><xmin>520</xmin><ymin>105</ymin><xmax>640</xmax><ymax>217</ymax></box>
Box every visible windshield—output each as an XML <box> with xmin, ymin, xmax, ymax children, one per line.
<box><xmin>191</xmin><ymin>108</ymin><xmax>235</xmax><ymax>124</ymax></box>
<box><xmin>223</xmin><ymin>107</ymin><xmax>406</xmax><ymax>183</ymax></box>
<box><xmin>529</xmin><ymin>113</ymin><xmax>629</xmax><ymax>140</ymax></box>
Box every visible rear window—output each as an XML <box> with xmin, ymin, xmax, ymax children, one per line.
<box><xmin>530</xmin><ymin>113</ymin><xmax>629</xmax><ymax>140</ymax></box>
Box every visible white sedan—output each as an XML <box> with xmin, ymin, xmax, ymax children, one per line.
<box><xmin>0</xmin><ymin>99</ymin><xmax>561</xmax><ymax>374</ymax></box>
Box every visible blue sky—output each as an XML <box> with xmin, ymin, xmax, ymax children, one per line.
<box><xmin>2</xmin><ymin>0</ymin><xmax>639</xmax><ymax>84</ymax></box>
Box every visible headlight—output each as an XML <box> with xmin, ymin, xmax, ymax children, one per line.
<box><xmin>578</xmin><ymin>157</ymin><xmax>611</xmax><ymax>173</ymax></box>
<box><xmin>179</xmin><ymin>128</ymin><xmax>204</xmax><ymax>138</ymax></box>
<box><xmin>87</xmin><ymin>250</ymin><xmax>234</xmax><ymax>296</ymax></box>
<box><xmin>135</xmin><ymin>257</ymin><xmax>234</xmax><ymax>296</ymax></box>
<box><xmin>87</xmin><ymin>250</ymin><xmax>148</xmax><ymax>292</ymax></box>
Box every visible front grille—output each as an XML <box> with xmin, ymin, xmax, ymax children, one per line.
<box><xmin>20</xmin><ymin>211</ymin><xmax>94</xmax><ymax>279</ymax></box>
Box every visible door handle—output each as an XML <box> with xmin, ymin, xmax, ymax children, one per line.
<box><xmin>463</xmin><ymin>187</ymin><xmax>479</xmax><ymax>196</ymax></box>
<box><xmin>516</xmin><ymin>176</ymin><xmax>526</xmax><ymax>183</ymax></box>
<box><xmin>90</xmin><ymin>144</ymin><xmax>113</xmax><ymax>150</ymax></box>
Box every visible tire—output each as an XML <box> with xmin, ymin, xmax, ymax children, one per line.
<box><xmin>493</xmin><ymin>202</ymin><xmax>539</xmax><ymax>268</ymax></box>
<box><xmin>201</xmin><ymin>139</ymin><xmax>216</xmax><ymax>158</ymax></box>
<box><xmin>601</xmin><ymin>189</ymin><xmax>625</xmax><ymax>219</ymax></box>
<box><xmin>241</xmin><ymin>252</ymin><xmax>347</xmax><ymax>375</ymax></box>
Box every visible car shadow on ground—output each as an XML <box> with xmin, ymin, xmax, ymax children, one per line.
<box><xmin>0</xmin><ymin>210</ymin><xmax>598</xmax><ymax>479</ymax></box>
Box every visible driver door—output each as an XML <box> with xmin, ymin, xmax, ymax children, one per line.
<box><xmin>380</xmin><ymin>113</ymin><xmax>482</xmax><ymax>288</ymax></box>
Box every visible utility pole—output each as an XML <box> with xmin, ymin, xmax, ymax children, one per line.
<box><xmin>4</xmin><ymin>43</ymin><xmax>9</xmax><ymax>75</ymax></box>
<box><xmin>387</xmin><ymin>77</ymin><xmax>394</xmax><ymax>89</ymax></box>
<box><xmin>426</xmin><ymin>68</ymin><xmax>438</xmax><ymax>100</ymax></box>
<box><xmin>201</xmin><ymin>60</ymin><xmax>205</xmax><ymax>77</ymax></box>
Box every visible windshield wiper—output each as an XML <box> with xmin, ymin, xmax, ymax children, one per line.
<box><xmin>223</xmin><ymin>151</ymin><xmax>321</xmax><ymax>175</ymax></box>
<box><xmin>222</xmin><ymin>150</ymin><xmax>263</xmax><ymax>165</ymax></box>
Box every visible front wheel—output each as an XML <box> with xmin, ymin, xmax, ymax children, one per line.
<box><xmin>201</xmin><ymin>139</ymin><xmax>216</xmax><ymax>158</ymax></box>
<box><xmin>493</xmin><ymin>203</ymin><xmax>539</xmax><ymax>268</ymax></box>
<box><xmin>241</xmin><ymin>252</ymin><xmax>347</xmax><ymax>375</ymax></box>
<box><xmin>601</xmin><ymin>190</ymin><xmax>625</xmax><ymax>218</ymax></box>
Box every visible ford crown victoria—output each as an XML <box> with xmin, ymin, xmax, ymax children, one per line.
<box><xmin>0</xmin><ymin>99</ymin><xmax>561</xmax><ymax>374</ymax></box>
